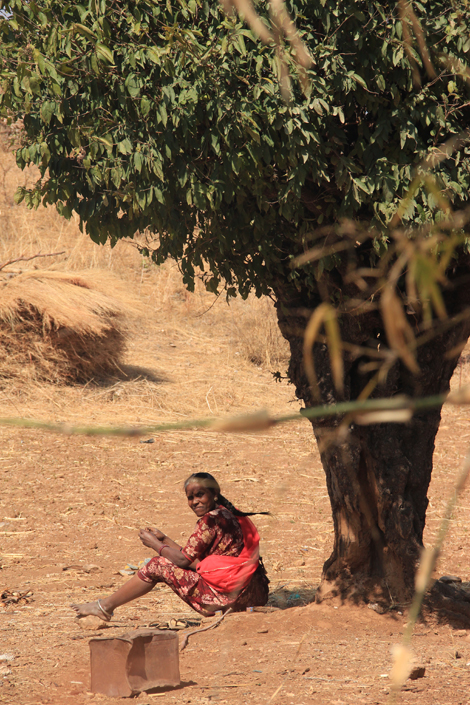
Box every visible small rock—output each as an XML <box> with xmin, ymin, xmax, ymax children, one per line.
<box><xmin>409</xmin><ymin>666</ymin><xmax>426</xmax><ymax>680</ymax></box>
<box><xmin>63</xmin><ymin>563</ymin><xmax>100</xmax><ymax>574</ymax></box>
<box><xmin>439</xmin><ymin>575</ymin><xmax>462</xmax><ymax>584</ymax></box>
<box><xmin>454</xmin><ymin>650</ymin><xmax>462</xmax><ymax>659</ymax></box>
<box><xmin>252</xmin><ymin>606</ymin><xmax>280</xmax><ymax>613</ymax></box>
<box><xmin>83</xmin><ymin>564</ymin><xmax>100</xmax><ymax>573</ymax></box>
<box><xmin>78</xmin><ymin>616</ymin><xmax>108</xmax><ymax>631</ymax></box>
<box><xmin>0</xmin><ymin>666</ymin><xmax>11</xmax><ymax>676</ymax></box>
<box><xmin>368</xmin><ymin>602</ymin><xmax>386</xmax><ymax>614</ymax></box>
<box><xmin>454</xmin><ymin>629</ymin><xmax>467</xmax><ymax>637</ymax></box>
<box><xmin>257</xmin><ymin>628</ymin><xmax>269</xmax><ymax>634</ymax></box>
<box><xmin>0</xmin><ymin>654</ymin><xmax>14</xmax><ymax>662</ymax></box>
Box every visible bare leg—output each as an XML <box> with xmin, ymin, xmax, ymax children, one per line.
<box><xmin>71</xmin><ymin>575</ymin><xmax>155</xmax><ymax>621</ymax></box>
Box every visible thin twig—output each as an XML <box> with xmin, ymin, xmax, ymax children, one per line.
<box><xmin>180</xmin><ymin>607</ymin><xmax>233</xmax><ymax>651</ymax></box>
<box><xmin>268</xmin><ymin>632</ymin><xmax>307</xmax><ymax>703</ymax></box>
<box><xmin>0</xmin><ymin>251</ymin><xmax>66</xmax><ymax>272</ymax></box>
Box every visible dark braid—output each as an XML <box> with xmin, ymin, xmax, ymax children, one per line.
<box><xmin>184</xmin><ymin>472</ymin><xmax>270</xmax><ymax>517</ymax></box>
<box><xmin>217</xmin><ymin>493</ymin><xmax>270</xmax><ymax>518</ymax></box>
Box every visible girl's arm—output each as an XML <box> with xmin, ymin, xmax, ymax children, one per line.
<box><xmin>139</xmin><ymin>529</ymin><xmax>194</xmax><ymax>569</ymax></box>
<box><xmin>145</xmin><ymin>527</ymin><xmax>182</xmax><ymax>551</ymax></box>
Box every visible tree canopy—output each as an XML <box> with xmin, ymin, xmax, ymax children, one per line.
<box><xmin>1</xmin><ymin>0</ymin><xmax>470</xmax><ymax>300</ymax></box>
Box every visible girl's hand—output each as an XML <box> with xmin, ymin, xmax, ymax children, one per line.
<box><xmin>139</xmin><ymin>529</ymin><xmax>161</xmax><ymax>551</ymax></box>
<box><xmin>145</xmin><ymin>527</ymin><xmax>165</xmax><ymax>541</ymax></box>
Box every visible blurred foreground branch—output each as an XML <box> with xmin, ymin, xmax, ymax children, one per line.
<box><xmin>0</xmin><ymin>387</ymin><xmax>469</xmax><ymax>437</ymax></box>
<box><xmin>389</xmin><ymin>447</ymin><xmax>470</xmax><ymax>694</ymax></box>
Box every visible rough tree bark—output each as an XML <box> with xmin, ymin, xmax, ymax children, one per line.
<box><xmin>274</xmin><ymin>260</ymin><xmax>470</xmax><ymax>604</ymax></box>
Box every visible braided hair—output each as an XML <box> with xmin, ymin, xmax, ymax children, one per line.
<box><xmin>184</xmin><ymin>472</ymin><xmax>270</xmax><ymax>517</ymax></box>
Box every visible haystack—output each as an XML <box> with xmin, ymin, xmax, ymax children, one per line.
<box><xmin>0</xmin><ymin>270</ymin><xmax>136</xmax><ymax>383</ymax></box>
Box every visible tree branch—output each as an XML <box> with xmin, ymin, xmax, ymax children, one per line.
<box><xmin>0</xmin><ymin>251</ymin><xmax>66</xmax><ymax>272</ymax></box>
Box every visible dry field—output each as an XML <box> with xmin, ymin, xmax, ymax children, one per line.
<box><xmin>1</xmin><ymin>134</ymin><xmax>470</xmax><ymax>705</ymax></box>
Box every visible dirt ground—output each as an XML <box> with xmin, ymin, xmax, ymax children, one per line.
<box><xmin>1</xmin><ymin>289</ymin><xmax>470</xmax><ymax>705</ymax></box>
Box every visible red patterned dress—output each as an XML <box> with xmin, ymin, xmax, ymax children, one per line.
<box><xmin>136</xmin><ymin>506</ymin><xmax>269</xmax><ymax>616</ymax></box>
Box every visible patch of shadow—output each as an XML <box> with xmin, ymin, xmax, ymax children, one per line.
<box><xmin>139</xmin><ymin>680</ymin><xmax>197</xmax><ymax>696</ymax></box>
<box><xmin>116</xmin><ymin>364</ymin><xmax>170</xmax><ymax>384</ymax></box>
<box><xmin>267</xmin><ymin>585</ymin><xmax>318</xmax><ymax>610</ymax></box>
<box><xmin>87</xmin><ymin>364</ymin><xmax>170</xmax><ymax>387</ymax></box>
<box><xmin>423</xmin><ymin>579</ymin><xmax>470</xmax><ymax>629</ymax></box>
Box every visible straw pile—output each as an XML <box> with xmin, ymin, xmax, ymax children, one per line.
<box><xmin>0</xmin><ymin>270</ymin><xmax>135</xmax><ymax>383</ymax></box>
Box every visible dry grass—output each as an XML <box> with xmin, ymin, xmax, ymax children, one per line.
<box><xmin>0</xmin><ymin>269</ymin><xmax>138</xmax><ymax>384</ymax></box>
<box><xmin>0</xmin><ymin>132</ymin><xmax>290</xmax><ymax>418</ymax></box>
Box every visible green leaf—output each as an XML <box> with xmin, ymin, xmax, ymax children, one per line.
<box><xmin>74</xmin><ymin>23</ymin><xmax>96</xmax><ymax>41</ymax></box>
<box><xmin>58</xmin><ymin>61</ymin><xmax>75</xmax><ymax>75</ymax></box>
<box><xmin>376</xmin><ymin>74</ymin><xmax>386</xmax><ymax>91</ymax></box>
<box><xmin>125</xmin><ymin>74</ymin><xmax>141</xmax><ymax>98</ymax></box>
<box><xmin>236</xmin><ymin>34</ymin><xmax>246</xmax><ymax>56</ymax></box>
<box><xmin>96</xmin><ymin>43</ymin><xmax>114</xmax><ymax>65</ymax></box>
<box><xmin>14</xmin><ymin>188</ymin><xmax>25</xmax><ymax>205</ymax></box>
<box><xmin>244</xmin><ymin>125</ymin><xmax>260</xmax><ymax>144</ymax></box>
<box><xmin>140</xmin><ymin>95</ymin><xmax>151</xmax><ymax>117</ymax></box>
<box><xmin>153</xmin><ymin>186</ymin><xmax>164</xmax><ymax>203</ymax></box>
<box><xmin>94</xmin><ymin>135</ymin><xmax>113</xmax><ymax>149</ymax></box>
<box><xmin>34</xmin><ymin>50</ymin><xmax>46</xmax><ymax>75</ymax></box>
<box><xmin>136</xmin><ymin>190</ymin><xmax>146</xmax><ymax>209</ymax></box>
<box><xmin>40</xmin><ymin>100</ymin><xmax>55</xmax><ymax>125</ymax></box>
<box><xmin>147</xmin><ymin>46</ymin><xmax>161</xmax><ymax>63</ymax></box>
<box><xmin>118</xmin><ymin>138</ymin><xmax>133</xmax><ymax>154</ymax></box>
<box><xmin>111</xmin><ymin>167</ymin><xmax>123</xmax><ymax>188</ymax></box>
<box><xmin>40</xmin><ymin>142</ymin><xmax>51</xmax><ymax>166</ymax></box>
<box><xmin>29</xmin><ymin>75</ymin><xmax>41</xmax><ymax>95</ymax></box>
<box><xmin>134</xmin><ymin>152</ymin><xmax>143</xmax><ymax>172</ymax></box>
<box><xmin>158</xmin><ymin>103</ymin><xmax>168</xmax><ymax>127</ymax></box>
<box><xmin>151</xmin><ymin>155</ymin><xmax>164</xmax><ymax>181</ymax></box>
<box><xmin>91</xmin><ymin>53</ymin><xmax>99</xmax><ymax>74</ymax></box>
<box><xmin>350</xmin><ymin>73</ymin><xmax>368</xmax><ymax>90</ymax></box>
<box><xmin>312</xmin><ymin>99</ymin><xmax>323</xmax><ymax>115</ymax></box>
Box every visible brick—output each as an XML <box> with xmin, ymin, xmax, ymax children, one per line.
<box><xmin>89</xmin><ymin>628</ymin><xmax>180</xmax><ymax>697</ymax></box>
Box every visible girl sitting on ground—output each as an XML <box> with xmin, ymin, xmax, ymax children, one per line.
<box><xmin>72</xmin><ymin>472</ymin><xmax>269</xmax><ymax>620</ymax></box>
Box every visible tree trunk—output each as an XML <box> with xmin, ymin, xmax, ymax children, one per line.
<box><xmin>312</xmin><ymin>410</ymin><xmax>442</xmax><ymax>603</ymax></box>
<box><xmin>275</xmin><ymin>282</ymin><xmax>470</xmax><ymax>604</ymax></box>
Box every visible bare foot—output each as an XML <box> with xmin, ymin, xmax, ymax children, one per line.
<box><xmin>71</xmin><ymin>600</ymin><xmax>113</xmax><ymax>622</ymax></box>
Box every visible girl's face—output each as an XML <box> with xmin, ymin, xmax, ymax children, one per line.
<box><xmin>185</xmin><ymin>483</ymin><xmax>217</xmax><ymax>517</ymax></box>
